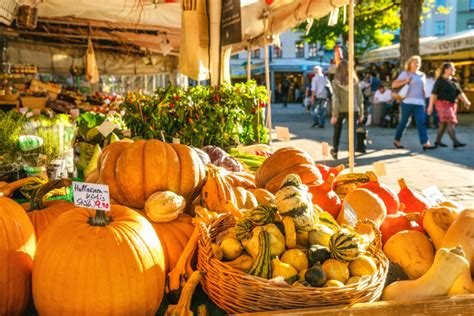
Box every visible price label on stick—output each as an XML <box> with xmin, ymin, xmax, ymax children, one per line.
<box><xmin>97</xmin><ymin>120</ymin><xmax>117</xmax><ymax>137</ymax></box>
<box><xmin>275</xmin><ymin>126</ymin><xmax>290</xmax><ymax>142</ymax></box>
<box><xmin>322</xmin><ymin>142</ymin><xmax>329</xmax><ymax>157</ymax></box>
<box><xmin>422</xmin><ymin>186</ymin><xmax>446</xmax><ymax>207</ymax></box>
<box><xmin>73</xmin><ymin>182</ymin><xmax>111</xmax><ymax>211</ymax></box>
<box><xmin>373</xmin><ymin>162</ymin><xmax>387</xmax><ymax>176</ymax></box>
<box><xmin>172</xmin><ymin>137</ymin><xmax>180</xmax><ymax>144</ymax></box>
<box><xmin>70</xmin><ymin>109</ymin><xmax>80</xmax><ymax>119</ymax></box>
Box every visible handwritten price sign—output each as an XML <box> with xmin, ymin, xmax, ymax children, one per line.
<box><xmin>72</xmin><ymin>182</ymin><xmax>111</xmax><ymax>211</ymax></box>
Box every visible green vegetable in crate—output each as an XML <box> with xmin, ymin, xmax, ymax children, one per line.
<box><xmin>244</xmin><ymin>204</ymin><xmax>277</xmax><ymax>226</ymax></box>
<box><xmin>329</xmin><ymin>229</ymin><xmax>361</xmax><ymax>262</ymax></box>
<box><xmin>308</xmin><ymin>244</ymin><xmax>331</xmax><ymax>266</ymax></box>
<box><xmin>275</xmin><ymin>174</ymin><xmax>316</xmax><ymax>231</ymax></box>
<box><xmin>272</xmin><ymin>257</ymin><xmax>299</xmax><ymax>284</ymax></box>
<box><xmin>242</xmin><ymin>224</ymin><xmax>285</xmax><ymax>258</ymax></box>
<box><xmin>305</xmin><ymin>263</ymin><xmax>327</xmax><ymax>287</ymax></box>
<box><xmin>19</xmin><ymin>135</ymin><xmax>43</xmax><ymax>151</ymax></box>
<box><xmin>247</xmin><ymin>230</ymin><xmax>272</xmax><ymax>279</ymax></box>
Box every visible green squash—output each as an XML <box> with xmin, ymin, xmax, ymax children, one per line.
<box><xmin>247</xmin><ymin>230</ymin><xmax>272</xmax><ymax>279</ymax></box>
<box><xmin>328</xmin><ymin>229</ymin><xmax>361</xmax><ymax>262</ymax></box>
<box><xmin>244</xmin><ymin>204</ymin><xmax>277</xmax><ymax>226</ymax></box>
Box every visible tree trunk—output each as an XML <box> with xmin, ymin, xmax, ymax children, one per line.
<box><xmin>399</xmin><ymin>0</ymin><xmax>423</xmax><ymax>68</ymax></box>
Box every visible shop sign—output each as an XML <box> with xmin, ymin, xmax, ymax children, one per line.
<box><xmin>221</xmin><ymin>0</ymin><xmax>242</xmax><ymax>46</ymax></box>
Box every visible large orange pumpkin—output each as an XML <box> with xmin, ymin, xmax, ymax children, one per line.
<box><xmin>255</xmin><ymin>147</ymin><xmax>322</xmax><ymax>193</ymax></box>
<box><xmin>32</xmin><ymin>206</ymin><xmax>165</xmax><ymax>315</ymax></box>
<box><xmin>0</xmin><ymin>197</ymin><xmax>36</xmax><ymax>315</ymax></box>
<box><xmin>147</xmin><ymin>213</ymin><xmax>195</xmax><ymax>273</ymax></box>
<box><xmin>23</xmin><ymin>179</ymin><xmax>76</xmax><ymax>241</ymax></box>
<box><xmin>97</xmin><ymin>140</ymin><xmax>206</xmax><ymax>208</ymax></box>
<box><xmin>359</xmin><ymin>171</ymin><xmax>400</xmax><ymax>215</ymax></box>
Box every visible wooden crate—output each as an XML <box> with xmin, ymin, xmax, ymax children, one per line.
<box><xmin>20</xmin><ymin>97</ymin><xmax>48</xmax><ymax>109</ymax></box>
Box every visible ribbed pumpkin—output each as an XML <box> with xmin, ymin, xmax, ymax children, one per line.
<box><xmin>32</xmin><ymin>206</ymin><xmax>165</xmax><ymax>315</ymax></box>
<box><xmin>315</xmin><ymin>164</ymin><xmax>345</xmax><ymax>182</ymax></box>
<box><xmin>248</xmin><ymin>188</ymin><xmax>275</xmax><ymax>206</ymax></box>
<box><xmin>146</xmin><ymin>213</ymin><xmax>194</xmax><ymax>273</ymax></box>
<box><xmin>333</xmin><ymin>172</ymin><xmax>370</xmax><ymax>199</ymax></box>
<box><xmin>398</xmin><ymin>178</ymin><xmax>430</xmax><ymax>227</ymax></box>
<box><xmin>0</xmin><ymin>197</ymin><xmax>36</xmax><ymax>316</ymax></box>
<box><xmin>97</xmin><ymin>139</ymin><xmax>205</xmax><ymax>208</ymax></box>
<box><xmin>337</xmin><ymin>188</ymin><xmax>387</xmax><ymax>228</ymax></box>
<box><xmin>255</xmin><ymin>147</ymin><xmax>322</xmax><ymax>193</ymax></box>
<box><xmin>224</xmin><ymin>172</ymin><xmax>256</xmax><ymax>189</ymax></box>
<box><xmin>308</xmin><ymin>174</ymin><xmax>342</xmax><ymax>219</ymax></box>
<box><xmin>328</xmin><ymin>229</ymin><xmax>361</xmax><ymax>262</ymax></box>
<box><xmin>23</xmin><ymin>179</ymin><xmax>75</xmax><ymax>241</ymax></box>
<box><xmin>359</xmin><ymin>171</ymin><xmax>400</xmax><ymax>215</ymax></box>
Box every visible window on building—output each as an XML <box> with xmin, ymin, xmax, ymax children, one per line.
<box><xmin>295</xmin><ymin>42</ymin><xmax>304</xmax><ymax>58</ymax></box>
<box><xmin>251</xmin><ymin>49</ymin><xmax>261</xmax><ymax>59</ymax></box>
<box><xmin>308</xmin><ymin>43</ymin><xmax>318</xmax><ymax>58</ymax></box>
<box><xmin>435</xmin><ymin>0</ymin><xmax>445</xmax><ymax>6</ymax></box>
<box><xmin>434</xmin><ymin>21</ymin><xmax>445</xmax><ymax>35</ymax></box>
<box><xmin>230</xmin><ymin>54</ymin><xmax>239</xmax><ymax>59</ymax></box>
<box><xmin>273</xmin><ymin>45</ymin><xmax>282</xmax><ymax>58</ymax></box>
<box><xmin>468</xmin><ymin>20</ymin><xmax>474</xmax><ymax>29</ymax></box>
<box><xmin>470</xmin><ymin>0</ymin><xmax>474</xmax><ymax>10</ymax></box>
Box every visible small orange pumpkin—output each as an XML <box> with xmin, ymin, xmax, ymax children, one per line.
<box><xmin>398</xmin><ymin>178</ymin><xmax>430</xmax><ymax>227</ymax></box>
<box><xmin>359</xmin><ymin>171</ymin><xmax>400</xmax><ymax>215</ymax></box>
<box><xmin>308</xmin><ymin>174</ymin><xmax>341</xmax><ymax>218</ymax></box>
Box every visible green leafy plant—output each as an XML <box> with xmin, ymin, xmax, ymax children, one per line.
<box><xmin>0</xmin><ymin>111</ymin><xmax>25</xmax><ymax>166</ymax></box>
<box><xmin>120</xmin><ymin>81</ymin><xmax>268</xmax><ymax>148</ymax></box>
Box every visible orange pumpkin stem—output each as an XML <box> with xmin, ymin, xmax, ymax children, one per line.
<box><xmin>88</xmin><ymin>210</ymin><xmax>112</xmax><ymax>227</ymax></box>
<box><xmin>327</xmin><ymin>174</ymin><xmax>335</xmax><ymax>187</ymax></box>
<box><xmin>29</xmin><ymin>178</ymin><xmax>72</xmax><ymax>211</ymax></box>
<box><xmin>334</xmin><ymin>164</ymin><xmax>345</xmax><ymax>173</ymax></box>
<box><xmin>398</xmin><ymin>178</ymin><xmax>408</xmax><ymax>190</ymax></box>
<box><xmin>366</xmin><ymin>171</ymin><xmax>379</xmax><ymax>183</ymax></box>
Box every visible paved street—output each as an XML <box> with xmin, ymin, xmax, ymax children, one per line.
<box><xmin>268</xmin><ymin>103</ymin><xmax>474</xmax><ymax>208</ymax></box>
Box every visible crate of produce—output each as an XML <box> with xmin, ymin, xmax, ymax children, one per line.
<box><xmin>20</xmin><ymin>96</ymin><xmax>48</xmax><ymax>109</ymax></box>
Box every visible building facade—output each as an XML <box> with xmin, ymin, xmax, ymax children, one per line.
<box><xmin>420</xmin><ymin>0</ymin><xmax>474</xmax><ymax>37</ymax></box>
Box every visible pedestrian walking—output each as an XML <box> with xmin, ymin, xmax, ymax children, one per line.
<box><xmin>330</xmin><ymin>60</ymin><xmax>364</xmax><ymax>160</ymax></box>
<box><xmin>392</xmin><ymin>55</ymin><xmax>436</xmax><ymax>151</ymax></box>
<box><xmin>310</xmin><ymin>66</ymin><xmax>331</xmax><ymax>128</ymax></box>
<box><xmin>280</xmin><ymin>76</ymin><xmax>290</xmax><ymax>107</ymax></box>
<box><xmin>428</xmin><ymin>62</ymin><xmax>471</xmax><ymax>148</ymax></box>
<box><xmin>425</xmin><ymin>70</ymin><xmax>439</xmax><ymax>128</ymax></box>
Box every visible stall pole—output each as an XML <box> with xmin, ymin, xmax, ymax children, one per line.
<box><xmin>264</xmin><ymin>39</ymin><xmax>272</xmax><ymax>145</ymax></box>
<box><xmin>247</xmin><ymin>42</ymin><xmax>251</xmax><ymax>81</ymax></box>
<box><xmin>348</xmin><ymin>0</ymin><xmax>355</xmax><ymax>172</ymax></box>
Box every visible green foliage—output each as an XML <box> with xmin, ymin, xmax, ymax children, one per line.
<box><xmin>120</xmin><ymin>81</ymin><xmax>269</xmax><ymax>148</ymax></box>
<box><xmin>0</xmin><ymin>111</ymin><xmax>25</xmax><ymax>165</ymax></box>
<box><xmin>76</xmin><ymin>112</ymin><xmax>126</xmax><ymax>144</ymax></box>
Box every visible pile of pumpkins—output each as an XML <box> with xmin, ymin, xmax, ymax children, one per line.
<box><xmin>2</xmin><ymin>141</ymin><xmax>473</xmax><ymax>315</ymax></box>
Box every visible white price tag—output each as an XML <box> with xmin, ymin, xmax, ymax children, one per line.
<box><xmin>122</xmin><ymin>130</ymin><xmax>131</xmax><ymax>137</ymax></box>
<box><xmin>19</xmin><ymin>107</ymin><xmax>29</xmax><ymax>114</ymax></box>
<box><xmin>275</xmin><ymin>126</ymin><xmax>290</xmax><ymax>142</ymax></box>
<box><xmin>32</xmin><ymin>109</ymin><xmax>41</xmax><ymax>115</ymax></box>
<box><xmin>73</xmin><ymin>182</ymin><xmax>111</xmax><ymax>211</ymax></box>
<box><xmin>343</xmin><ymin>200</ymin><xmax>358</xmax><ymax>226</ymax></box>
<box><xmin>70</xmin><ymin>109</ymin><xmax>80</xmax><ymax>119</ymax></box>
<box><xmin>172</xmin><ymin>137</ymin><xmax>180</xmax><ymax>144</ymax></box>
<box><xmin>108</xmin><ymin>110</ymin><xmax>116</xmax><ymax>115</ymax></box>
<box><xmin>322</xmin><ymin>142</ymin><xmax>329</xmax><ymax>157</ymax></box>
<box><xmin>373</xmin><ymin>162</ymin><xmax>387</xmax><ymax>176</ymax></box>
<box><xmin>422</xmin><ymin>186</ymin><xmax>446</xmax><ymax>207</ymax></box>
<box><xmin>97</xmin><ymin>120</ymin><xmax>117</xmax><ymax>137</ymax></box>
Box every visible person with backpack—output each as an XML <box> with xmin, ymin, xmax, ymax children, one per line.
<box><xmin>280</xmin><ymin>76</ymin><xmax>290</xmax><ymax>107</ymax></box>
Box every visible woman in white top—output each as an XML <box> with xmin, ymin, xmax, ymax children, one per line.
<box><xmin>392</xmin><ymin>55</ymin><xmax>435</xmax><ymax>151</ymax></box>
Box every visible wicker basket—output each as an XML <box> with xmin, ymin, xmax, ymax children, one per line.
<box><xmin>197</xmin><ymin>214</ymin><xmax>389</xmax><ymax>314</ymax></box>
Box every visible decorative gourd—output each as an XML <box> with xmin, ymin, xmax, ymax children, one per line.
<box><xmin>247</xmin><ymin>188</ymin><xmax>275</xmax><ymax>206</ymax></box>
<box><xmin>244</xmin><ymin>204</ymin><xmax>277</xmax><ymax>226</ymax></box>
<box><xmin>349</xmin><ymin>255</ymin><xmax>377</xmax><ymax>276</ymax></box>
<box><xmin>383</xmin><ymin>230</ymin><xmax>435</xmax><ymax>279</ymax></box>
<box><xmin>0</xmin><ymin>177</ymin><xmax>37</xmax><ymax>197</ymax></box>
<box><xmin>225</xmin><ymin>255</ymin><xmax>254</xmax><ymax>270</ymax></box>
<box><xmin>319</xmin><ymin>211</ymin><xmax>340</xmax><ymax>231</ymax></box>
<box><xmin>442</xmin><ymin>209</ymin><xmax>474</xmax><ymax>295</ymax></box>
<box><xmin>212</xmin><ymin>243</ymin><xmax>224</xmax><ymax>260</ymax></box>
<box><xmin>324</xmin><ymin>280</ymin><xmax>345</xmax><ymax>287</ymax></box>
<box><xmin>32</xmin><ymin>206</ymin><xmax>165</xmax><ymax>315</ymax></box>
<box><xmin>272</xmin><ymin>257</ymin><xmax>299</xmax><ymax>283</ymax></box>
<box><xmin>0</xmin><ymin>197</ymin><xmax>36</xmax><ymax>315</ymax></box>
<box><xmin>329</xmin><ymin>229</ymin><xmax>361</xmax><ymax>262</ymax></box>
<box><xmin>232</xmin><ymin>186</ymin><xmax>258</xmax><ymax>209</ymax></box>
<box><xmin>247</xmin><ymin>230</ymin><xmax>272</xmax><ymax>279</ymax></box>
<box><xmin>305</xmin><ymin>263</ymin><xmax>327</xmax><ymax>287</ymax></box>
<box><xmin>333</xmin><ymin>172</ymin><xmax>370</xmax><ymax>199</ymax></box>
<box><xmin>97</xmin><ymin>139</ymin><xmax>205</xmax><ymax>208</ymax></box>
<box><xmin>84</xmin><ymin>168</ymin><xmax>99</xmax><ymax>183</ymax></box>
<box><xmin>346</xmin><ymin>276</ymin><xmax>362</xmax><ymax>285</ymax></box>
<box><xmin>24</xmin><ymin>179</ymin><xmax>75</xmax><ymax>241</ymax></box>
<box><xmin>337</xmin><ymin>188</ymin><xmax>387</xmax><ymax>228</ymax></box>
<box><xmin>282</xmin><ymin>216</ymin><xmax>297</xmax><ymax>248</ymax></box>
<box><xmin>380</xmin><ymin>211</ymin><xmax>420</xmax><ymax>245</ymax></box>
<box><xmin>308</xmin><ymin>244</ymin><xmax>331</xmax><ymax>265</ymax></box>
<box><xmin>322</xmin><ymin>259</ymin><xmax>350</xmax><ymax>283</ymax></box>
<box><xmin>281</xmin><ymin>249</ymin><xmax>309</xmax><ymax>272</ymax></box>
<box><xmin>146</xmin><ymin>213</ymin><xmax>194</xmax><ymax>273</ymax></box>
<box><xmin>242</xmin><ymin>224</ymin><xmax>286</xmax><ymax>258</ymax></box>
<box><xmin>235</xmin><ymin>219</ymin><xmax>254</xmax><ymax>242</ymax></box>
<box><xmin>275</xmin><ymin>174</ymin><xmax>316</xmax><ymax>231</ymax></box>
<box><xmin>145</xmin><ymin>191</ymin><xmax>186</xmax><ymax>223</ymax></box>
<box><xmin>255</xmin><ymin>147</ymin><xmax>322</xmax><ymax>193</ymax></box>
<box><xmin>423</xmin><ymin>205</ymin><xmax>459</xmax><ymax>250</ymax></box>
<box><xmin>397</xmin><ymin>178</ymin><xmax>430</xmax><ymax>227</ymax></box>
<box><xmin>201</xmin><ymin>165</ymin><xmax>237</xmax><ymax>213</ymax></box>
<box><xmin>220</xmin><ymin>238</ymin><xmax>243</xmax><ymax>260</ymax></box>
<box><xmin>359</xmin><ymin>171</ymin><xmax>400</xmax><ymax>214</ymax></box>
<box><xmin>308</xmin><ymin>174</ymin><xmax>342</xmax><ymax>218</ymax></box>
<box><xmin>382</xmin><ymin>246</ymin><xmax>470</xmax><ymax>301</ymax></box>
<box><xmin>224</xmin><ymin>172</ymin><xmax>256</xmax><ymax>189</ymax></box>
<box><xmin>165</xmin><ymin>271</ymin><xmax>203</xmax><ymax>316</ymax></box>
<box><xmin>315</xmin><ymin>163</ymin><xmax>345</xmax><ymax>182</ymax></box>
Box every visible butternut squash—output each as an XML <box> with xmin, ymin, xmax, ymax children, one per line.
<box><xmin>442</xmin><ymin>209</ymin><xmax>474</xmax><ymax>295</ymax></box>
<box><xmin>423</xmin><ymin>205</ymin><xmax>458</xmax><ymax>250</ymax></box>
<box><xmin>382</xmin><ymin>246</ymin><xmax>469</xmax><ymax>301</ymax></box>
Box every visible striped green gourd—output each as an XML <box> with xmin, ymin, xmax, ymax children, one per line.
<box><xmin>319</xmin><ymin>211</ymin><xmax>340</xmax><ymax>231</ymax></box>
<box><xmin>244</xmin><ymin>204</ymin><xmax>277</xmax><ymax>226</ymax></box>
<box><xmin>328</xmin><ymin>229</ymin><xmax>360</xmax><ymax>262</ymax></box>
<box><xmin>235</xmin><ymin>219</ymin><xmax>254</xmax><ymax>242</ymax></box>
<box><xmin>280</xmin><ymin>173</ymin><xmax>303</xmax><ymax>189</ymax></box>
<box><xmin>247</xmin><ymin>230</ymin><xmax>272</xmax><ymax>279</ymax></box>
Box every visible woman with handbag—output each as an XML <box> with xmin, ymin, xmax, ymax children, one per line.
<box><xmin>330</xmin><ymin>60</ymin><xmax>364</xmax><ymax>160</ymax></box>
<box><xmin>427</xmin><ymin>62</ymin><xmax>471</xmax><ymax>148</ymax></box>
<box><xmin>392</xmin><ymin>55</ymin><xmax>436</xmax><ymax>150</ymax></box>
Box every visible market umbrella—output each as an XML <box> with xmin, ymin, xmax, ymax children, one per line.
<box><xmin>178</xmin><ymin>0</ymin><xmax>209</xmax><ymax>80</ymax></box>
